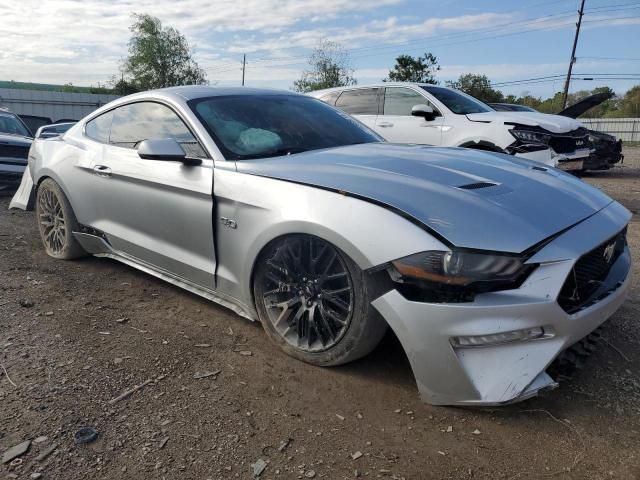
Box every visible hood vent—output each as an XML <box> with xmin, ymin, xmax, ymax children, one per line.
<box><xmin>457</xmin><ymin>181</ymin><xmax>497</xmax><ymax>190</ymax></box>
<box><xmin>531</xmin><ymin>166</ymin><xmax>548</xmax><ymax>172</ymax></box>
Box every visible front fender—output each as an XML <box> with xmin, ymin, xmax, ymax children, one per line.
<box><xmin>212</xmin><ymin>169</ymin><xmax>447</xmax><ymax>315</ymax></box>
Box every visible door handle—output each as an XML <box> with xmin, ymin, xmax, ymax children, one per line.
<box><xmin>378</xmin><ymin>122</ymin><xmax>394</xmax><ymax>128</ymax></box>
<box><xmin>93</xmin><ymin>165</ymin><xmax>112</xmax><ymax>177</ymax></box>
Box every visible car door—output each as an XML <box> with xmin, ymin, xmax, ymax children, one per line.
<box><xmin>86</xmin><ymin>101</ymin><xmax>215</xmax><ymax>290</ymax></box>
<box><xmin>334</xmin><ymin>88</ymin><xmax>381</xmax><ymax>130</ymax></box>
<box><xmin>375</xmin><ymin>87</ymin><xmax>444</xmax><ymax>145</ymax></box>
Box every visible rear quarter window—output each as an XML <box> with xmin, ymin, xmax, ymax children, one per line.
<box><xmin>335</xmin><ymin>89</ymin><xmax>380</xmax><ymax>115</ymax></box>
<box><xmin>85</xmin><ymin>111</ymin><xmax>114</xmax><ymax>143</ymax></box>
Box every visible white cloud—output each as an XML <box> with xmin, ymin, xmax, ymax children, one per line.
<box><xmin>0</xmin><ymin>0</ymin><xmax>401</xmax><ymax>85</ymax></box>
<box><xmin>0</xmin><ymin>1</ymin><xmax>636</xmax><ymax>90</ymax></box>
<box><xmin>226</xmin><ymin>13</ymin><xmax>512</xmax><ymax>54</ymax></box>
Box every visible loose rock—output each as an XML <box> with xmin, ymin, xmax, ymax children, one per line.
<box><xmin>251</xmin><ymin>458</ymin><xmax>267</xmax><ymax>477</ymax></box>
<box><xmin>277</xmin><ymin>438</ymin><xmax>292</xmax><ymax>452</ymax></box>
<box><xmin>36</xmin><ymin>443</ymin><xmax>57</xmax><ymax>462</ymax></box>
<box><xmin>2</xmin><ymin>440</ymin><xmax>31</xmax><ymax>464</ymax></box>
<box><xmin>193</xmin><ymin>370</ymin><xmax>220</xmax><ymax>379</ymax></box>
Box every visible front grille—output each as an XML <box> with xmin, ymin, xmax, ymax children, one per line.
<box><xmin>557</xmin><ymin>229</ymin><xmax>627</xmax><ymax>313</ymax></box>
<box><xmin>0</xmin><ymin>144</ymin><xmax>29</xmax><ymax>159</ymax></box>
<box><xmin>548</xmin><ymin>128</ymin><xmax>589</xmax><ymax>154</ymax></box>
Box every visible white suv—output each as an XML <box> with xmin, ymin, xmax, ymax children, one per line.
<box><xmin>310</xmin><ymin>83</ymin><xmax>591</xmax><ymax>169</ymax></box>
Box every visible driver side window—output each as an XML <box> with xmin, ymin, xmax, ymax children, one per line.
<box><xmin>383</xmin><ymin>88</ymin><xmax>439</xmax><ymax>116</ymax></box>
<box><xmin>108</xmin><ymin>102</ymin><xmax>207</xmax><ymax>158</ymax></box>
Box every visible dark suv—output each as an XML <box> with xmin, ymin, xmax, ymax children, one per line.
<box><xmin>0</xmin><ymin>108</ymin><xmax>33</xmax><ymax>194</ymax></box>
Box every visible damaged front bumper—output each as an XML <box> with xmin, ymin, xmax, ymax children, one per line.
<box><xmin>552</xmin><ymin>147</ymin><xmax>591</xmax><ymax>172</ymax></box>
<box><xmin>507</xmin><ymin>126</ymin><xmax>591</xmax><ymax>171</ymax></box>
<box><xmin>372</xmin><ymin>201</ymin><xmax>631</xmax><ymax>406</ymax></box>
<box><xmin>511</xmin><ymin>145</ymin><xmax>558</xmax><ymax>168</ymax></box>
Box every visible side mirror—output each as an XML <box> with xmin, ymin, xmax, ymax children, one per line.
<box><xmin>137</xmin><ymin>138</ymin><xmax>202</xmax><ymax>166</ymax></box>
<box><xmin>411</xmin><ymin>104</ymin><xmax>437</xmax><ymax>121</ymax></box>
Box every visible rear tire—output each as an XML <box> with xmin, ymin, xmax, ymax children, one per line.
<box><xmin>253</xmin><ymin>234</ymin><xmax>388</xmax><ymax>366</ymax></box>
<box><xmin>36</xmin><ymin>178</ymin><xmax>87</xmax><ymax>260</ymax></box>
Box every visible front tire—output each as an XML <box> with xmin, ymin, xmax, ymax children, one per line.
<box><xmin>253</xmin><ymin>234</ymin><xmax>388</xmax><ymax>366</ymax></box>
<box><xmin>36</xmin><ymin>178</ymin><xmax>87</xmax><ymax>260</ymax></box>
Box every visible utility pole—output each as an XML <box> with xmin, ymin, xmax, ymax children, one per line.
<box><xmin>241</xmin><ymin>54</ymin><xmax>246</xmax><ymax>86</ymax></box>
<box><xmin>561</xmin><ymin>0</ymin><xmax>586</xmax><ymax>109</ymax></box>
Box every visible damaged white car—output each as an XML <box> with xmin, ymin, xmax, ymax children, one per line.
<box><xmin>10</xmin><ymin>86</ymin><xmax>631</xmax><ymax>406</ymax></box>
<box><xmin>311</xmin><ymin>84</ymin><xmax>591</xmax><ymax>170</ymax></box>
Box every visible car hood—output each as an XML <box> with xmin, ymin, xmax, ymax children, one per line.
<box><xmin>466</xmin><ymin>111</ymin><xmax>583</xmax><ymax>133</ymax></box>
<box><xmin>558</xmin><ymin>92</ymin><xmax>613</xmax><ymax>119</ymax></box>
<box><xmin>236</xmin><ymin>143</ymin><xmax>613</xmax><ymax>253</ymax></box>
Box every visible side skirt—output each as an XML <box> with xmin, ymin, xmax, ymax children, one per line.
<box><xmin>73</xmin><ymin>232</ymin><xmax>255</xmax><ymax>321</ymax></box>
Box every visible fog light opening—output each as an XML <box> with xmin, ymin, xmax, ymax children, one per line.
<box><xmin>450</xmin><ymin>326</ymin><xmax>553</xmax><ymax>348</ymax></box>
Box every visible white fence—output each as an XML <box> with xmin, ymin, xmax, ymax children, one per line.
<box><xmin>580</xmin><ymin>118</ymin><xmax>640</xmax><ymax>142</ymax></box>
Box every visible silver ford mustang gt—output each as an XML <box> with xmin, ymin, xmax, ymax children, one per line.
<box><xmin>11</xmin><ymin>86</ymin><xmax>631</xmax><ymax>406</ymax></box>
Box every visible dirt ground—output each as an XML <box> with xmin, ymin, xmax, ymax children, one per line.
<box><xmin>1</xmin><ymin>149</ymin><xmax>640</xmax><ymax>480</ymax></box>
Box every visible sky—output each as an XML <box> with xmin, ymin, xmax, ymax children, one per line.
<box><xmin>1</xmin><ymin>0</ymin><xmax>639</xmax><ymax>97</ymax></box>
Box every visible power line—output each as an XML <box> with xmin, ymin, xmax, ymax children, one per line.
<box><xmin>223</xmin><ymin>14</ymin><xmax>578</xmax><ymax>74</ymax></box>
<box><xmin>579</xmin><ymin>56</ymin><xmax>640</xmax><ymax>61</ymax></box>
<box><xmin>204</xmin><ymin>3</ymin><xmax>640</xmax><ymax>79</ymax></box>
<box><xmin>585</xmin><ymin>1</ymin><xmax>640</xmax><ymax>10</ymax></box>
<box><xmin>493</xmin><ymin>75</ymin><xmax>640</xmax><ymax>87</ymax></box>
<box><xmin>583</xmin><ymin>14</ymin><xmax>640</xmax><ymax>21</ymax></box>
<box><xmin>249</xmin><ymin>10</ymin><xmax>578</xmax><ymax>65</ymax></box>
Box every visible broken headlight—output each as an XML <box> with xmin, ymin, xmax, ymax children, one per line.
<box><xmin>389</xmin><ymin>250</ymin><xmax>536</xmax><ymax>302</ymax></box>
<box><xmin>509</xmin><ymin>129</ymin><xmax>550</xmax><ymax>145</ymax></box>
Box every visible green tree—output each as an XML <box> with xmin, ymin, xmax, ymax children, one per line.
<box><xmin>615</xmin><ymin>85</ymin><xmax>640</xmax><ymax>117</ymax></box>
<box><xmin>445</xmin><ymin>74</ymin><xmax>503</xmax><ymax>103</ymax></box>
<box><xmin>121</xmin><ymin>14</ymin><xmax>207</xmax><ymax>91</ymax></box>
<box><xmin>293</xmin><ymin>40</ymin><xmax>356</xmax><ymax>92</ymax></box>
<box><xmin>110</xmin><ymin>76</ymin><xmax>141</xmax><ymax>95</ymax></box>
<box><xmin>385</xmin><ymin>52</ymin><xmax>440</xmax><ymax>84</ymax></box>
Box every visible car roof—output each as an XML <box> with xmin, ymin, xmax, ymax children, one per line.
<box><xmin>309</xmin><ymin>83</ymin><xmax>452</xmax><ymax>96</ymax></box>
<box><xmin>137</xmin><ymin>86</ymin><xmax>303</xmax><ymax>102</ymax></box>
<box><xmin>81</xmin><ymin>86</ymin><xmax>310</xmax><ymax>124</ymax></box>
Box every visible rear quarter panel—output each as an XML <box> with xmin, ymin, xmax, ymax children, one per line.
<box><xmin>31</xmin><ymin>134</ymin><xmax>103</xmax><ymax>225</ymax></box>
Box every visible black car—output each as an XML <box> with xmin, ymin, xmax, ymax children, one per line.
<box><xmin>18</xmin><ymin>114</ymin><xmax>52</xmax><ymax>135</ymax></box>
<box><xmin>0</xmin><ymin>109</ymin><xmax>33</xmax><ymax>194</ymax></box>
<box><xmin>557</xmin><ymin>93</ymin><xmax>623</xmax><ymax>171</ymax></box>
<box><xmin>489</xmin><ymin>103</ymin><xmax>538</xmax><ymax>112</ymax></box>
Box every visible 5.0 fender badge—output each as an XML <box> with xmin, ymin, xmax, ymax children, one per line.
<box><xmin>220</xmin><ymin>217</ymin><xmax>237</xmax><ymax>229</ymax></box>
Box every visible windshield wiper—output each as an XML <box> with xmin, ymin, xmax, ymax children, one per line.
<box><xmin>242</xmin><ymin>147</ymin><xmax>309</xmax><ymax>160</ymax></box>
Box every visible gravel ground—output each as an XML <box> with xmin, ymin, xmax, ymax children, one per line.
<box><xmin>1</xmin><ymin>148</ymin><xmax>639</xmax><ymax>480</ymax></box>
